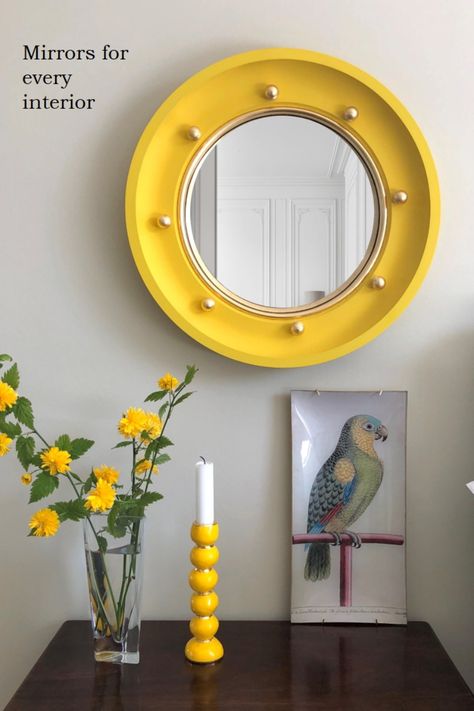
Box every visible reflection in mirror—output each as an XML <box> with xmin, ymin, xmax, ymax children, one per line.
<box><xmin>188</xmin><ymin>116</ymin><xmax>376</xmax><ymax>309</ymax></box>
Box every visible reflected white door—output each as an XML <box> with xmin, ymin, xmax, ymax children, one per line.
<box><xmin>290</xmin><ymin>199</ymin><xmax>337</xmax><ymax>307</ymax></box>
<box><xmin>216</xmin><ymin>199</ymin><xmax>270</xmax><ymax>305</ymax></box>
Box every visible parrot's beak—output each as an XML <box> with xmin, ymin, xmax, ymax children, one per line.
<box><xmin>375</xmin><ymin>424</ymin><xmax>388</xmax><ymax>441</ymax></box>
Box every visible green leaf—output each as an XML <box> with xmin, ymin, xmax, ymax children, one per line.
<box><xmin>2</xmin><ymin>363</ymin><xmax>19</xmax><ymax>389</ymax></box>
<box><xmin>137</xmin><ymin>491</ymin><xmax>163</xmax><ymax>507</ymax></box>
<box><xmin>107</xmin><ymin>503</ymin><xmax>127</xmax><ymax>538</ymax></box>
<box><xmin>82</xmin><ymin>473</ymin><xmax>94</xmax><ymax>494</ymax></box>
<box><xmin>16</xmin><ymin>435</ymin><xmax>35</xmax><ymax>469</ymax></box>
<box><xmin>158</xmin><ymin>403</ymin><xmax>168</xmax><ymax>419</ymax></box>
<box><xmin>0</xmin><ymin>417</ymin><xmax>22</xmax><ymax>438</ymax></box>
<box><xmin>144</xmin><ymin>390</ymin><xmax>167</xmax><ymax>403</ymax></box>
<box><xmin>69</xmin><ymin>437</ymin><xmax>94</xmax><ymax>460</ymax></box>
<box><xmin>51</xmin><ymin>499</ymin><xmax>87</xmax><ymax>522</ymax></box>
<box><xmin>107</xmin><ymin>498</ymin><xmax>147</xmax><ymax>537</ymax></box>
<box><xmin>97</xmin><ymin>535</ymin><xmax>108</xmax><ymax>553</ymax></box>
<box><xmin>184</xmin><ymin>364</ymin><xmax>198</xmax><ymax>385</ymax></box>
<box><xmin>173</xmin><ymin>392</ymin><xmax>194</xmax><ymax>406</ymax></box>
<box><xmin>30</xmin><ymin>453</ymin><xmax>42</xmax><ymax>467</ymax></box>
<box><xmin>155</xmin><ymin>453</ymin><xmax>171</xmax><ymax>465</ymax></box>
<box><xmin>0</xmin><ymin>355</ymin><xmax>12</xmax><ymax>370</ymax></box>
<box><xmin>144</xmin><ymin>435</ymin><xmax>174</xmax><ymax>461</ymax></box>
<box><xmin>157</xmin><ymin>436</ymin><xmax>174</xmax><ymax>448</ymax></box>
<box><xmin>55</xmin><ymin>434</ymin><xmax>71</xmax><ymax>450</ymax></box>
<box><xmin>29</xmin><ymin>471</ymin><xmax>59</xmax><ymax>503</ymax></box>
<box><xmin>13</xmin><ymin>397</ymin><xmax>34</xmax><ymax>428</ymax></box>
<box><xmin>144</xmin><ymin>441</ymin><xmax>157</xmax><ymax>460</ymax></box>
<box><xmin>112</xmin><ymin>440</ymin><xmax>133</xmax><ymax>449</ymax></box>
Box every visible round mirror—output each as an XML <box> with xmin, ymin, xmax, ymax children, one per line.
<box><xmin>186</xmin><ymin>114</ymin><xmax>381</xmax><ymax>312</ymax></box>
<box><xmin>127</xmin><ymin>48</ymin><xmax>438</xmax><ymax>367</ymax></box>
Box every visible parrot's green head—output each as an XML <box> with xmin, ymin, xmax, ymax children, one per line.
<box><xmin>345</xmin><ymin>415</ymin><xmax>388</xmax><ymax>454</ymax></box>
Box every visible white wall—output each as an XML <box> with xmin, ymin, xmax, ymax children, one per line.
<box><xmin>1</xmin><ymin>0</ymin><xmax>473</xmax><ymax>704</ymax></box>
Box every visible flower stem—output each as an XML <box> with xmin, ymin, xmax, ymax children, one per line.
<box><xmin>143</xmin><ymin>391</ymin><xmax>174</xmax><ymax>495</ymax></box>
<box><xmin>115</xmin><ymin>518</ymin><xmax>141</xmax><ymax>629</ymax></box>
<box><xmin>32</xmin><ymin>428</ymin><xmax>50</xmax><ymax>449</ymax></box>
<box><xmin>131</xmin><ymin>438</ymin><xmax>137</xmax><ymax>492</ymax></box>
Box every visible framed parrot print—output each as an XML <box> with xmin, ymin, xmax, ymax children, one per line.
<box><xmin>291</xmin><ymin>390</ymin><xmax>407</xmax><ymax>625</ymax></box>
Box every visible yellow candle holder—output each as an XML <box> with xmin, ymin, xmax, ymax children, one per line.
<box><xmin>185</xmin><ymin>522</ymin><xmax>224</xmax><ymax>664</ymax></box>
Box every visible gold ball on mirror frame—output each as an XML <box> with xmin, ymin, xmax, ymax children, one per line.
<box><xmin>201</xmin><ymin>298</ymin><xmax>216</xmax><ymax>311</ymax></box>
<box><xmin>290</xmin><ymin>321</ymin><xmax>305</xmax><ymax>335</ymax></box>
<box><xmin>392</xmin><ymin>190</ymin><xmax>408</xmax><ymax>204</ymax></box>
<box><xmin>343</xmin><ymin>106</ymin><xmax>359</xmax><ymax>121</ymax></box>
<box><xmin>371</xmin><ymin>276</ymin><xmax>386</xmax><ymax>290</ymax></box>
<box><xmin>187</xmin><ymin>126</ymin><xmax>202</xmax><ymax>141</ymax></box>
<box><xmin>157</xmin><ymin>214</ymin><xmax>171</xmax><ymax>228</ymax></box>
<box><xmin>264</xmin><ymin>84</ymin><xmax>279</xmax><ymax>100</ymax></box>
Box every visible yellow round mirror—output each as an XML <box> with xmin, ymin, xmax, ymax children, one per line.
<box><xmin>126</xmin><ymin>48</ymin><xmax>439</xmax><ymax>367</ymax></box>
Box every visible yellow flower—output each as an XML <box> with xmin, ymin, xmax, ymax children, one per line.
<box><xmin>93</xmin><ymin>465</ymin><xmax>120</xmax><ymax>485</ymax></box>
<box><xmin>141</xmin><ymin>411</ymin><xmax>162</xmax><ymax>443</ymax></box>
<box><xmin>40</xmin><ymin>447</ymin><xmax>72</xmax><ymax>475</ymax></box>
<box><xmin>158</xmin><ymin>373</ymin><xmax>179</xmax><ymax>391</ymax></box>
<box><xmin>21</xmin><ymin>472</ymin><xmax>32</xmax><ymax>485</ymax></box>
<box><xmin>118</xmin><ymin>407</ymin><xmax>147</xmax><ymax>439</ymax></box>
<box><xmin>0</xmin><ymin>433</ymin><xmax>12</xmax><ymax>456</ymax></box>
<box><xmin>0</xmin><ymin>381</ymin><xmax>18</xmax><ymax>412</ymax></box>
<box><xmin>85</xmin><ymin>478</ymin><xmax>116</xmax><ymax>512</ymax></box>
<box><xmin>29</xmin><ymin>508</ymin><xmax>60</xmax><ymax>537</ymax></box>
<box><xmin>134</xmin><ymin>459</ymin><xmax>158</xmax><ymax>476</ymax></box>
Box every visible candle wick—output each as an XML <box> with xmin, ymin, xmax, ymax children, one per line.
<box><xmin>199</xmin><ymin>455</ymin><xmax>207</xmax><ymax>464</ymax></box>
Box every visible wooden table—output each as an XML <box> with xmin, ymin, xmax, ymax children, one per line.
<box><xmin>6</xmin><ymin>621</ymin><xmax>474</xmax><ymax>710</ymax></box>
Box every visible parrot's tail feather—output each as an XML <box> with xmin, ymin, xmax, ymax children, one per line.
<box><xmin>304</xmin><ymin>542</ymin><xmax>330</xmax><ymax>581</ymax></box>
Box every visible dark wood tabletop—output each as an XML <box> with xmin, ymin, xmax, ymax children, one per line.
<box><xmin>6</xmin><ymin>621</ymin><xmax>474</xmax><ymax>710</ymax></box>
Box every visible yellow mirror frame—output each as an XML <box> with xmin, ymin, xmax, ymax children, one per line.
<box><xmin>126</xmin><ymin>48</ymin><xmax>439</xmax><ymax>368</ymax></box>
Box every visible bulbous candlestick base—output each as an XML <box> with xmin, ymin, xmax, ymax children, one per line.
<box><xmin>185</xmin><ymin>636</ymin><xmax>224</xmax><ymax>664</ymax></box>
<box><xmin>185</xmin><ymin>522</ymin><xmax>224</xmax><ymax>664</ymax></box>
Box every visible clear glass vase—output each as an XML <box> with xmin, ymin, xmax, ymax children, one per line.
<box><xmin>83</xmin><ymin>513</ymin><xmax>145</xmax><ymax>664</ymax></box>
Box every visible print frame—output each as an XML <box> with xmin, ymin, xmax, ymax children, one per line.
<box><xmin>291</xmin><ymin>390</ymin><xmax>407</xmax><ymax>624</ymax></box>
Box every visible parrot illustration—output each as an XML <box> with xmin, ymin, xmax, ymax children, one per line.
<box><xmin>305</xmin><ymin>415</ymin><xmax>388</xmax><ymax>581</ymax></box>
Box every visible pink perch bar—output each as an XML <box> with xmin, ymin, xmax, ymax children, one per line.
<box><xmin>292</xmin><ymin>533</ymin><xmax>404</xmax><ymax>545</ymax></box>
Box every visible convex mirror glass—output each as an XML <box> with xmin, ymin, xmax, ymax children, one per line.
<box><xmin>188</xmin><ymin>115</ymin><xmax>378</xmax><ymax>310</ymax></box>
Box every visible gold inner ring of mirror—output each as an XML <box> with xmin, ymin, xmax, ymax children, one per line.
<box><xmin>179</xmin><ymin>108</ymin><xmax>388</xmax><ymax>317</ymax></box>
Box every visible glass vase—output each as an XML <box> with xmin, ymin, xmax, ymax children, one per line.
<box><xmin>83</xmin><ymin>513</ymin><xmax>145</xmax><ymax>664</ymax></box>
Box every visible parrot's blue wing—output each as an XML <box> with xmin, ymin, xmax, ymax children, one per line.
<box><xmin>307</xmin><ymin>455</ymin><xmax>343</xmax><ymax>531</ymax></box>
<box><xmin>343</xmin><ymin>477</ymin><xmax>357</xmax><ymax>504</ymax></box>
<box><xmin>307</xmin><ymin>448</ymin><xmax>357</xmax><ymax>537</ymax></box>
<box><xmin>308</xmin><ymin>521</ymin><xmax>325</xmax><ymax>535</ymax></box>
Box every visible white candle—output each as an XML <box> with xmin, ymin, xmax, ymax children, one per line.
<box><xmin>195</xmin><ymin>459</ymin><xmax>214</xmax><ymax>524</ymax></box>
